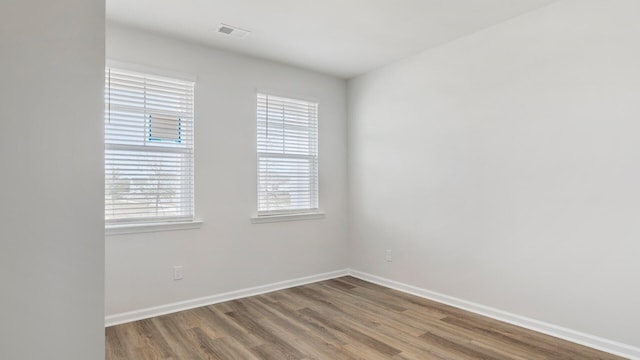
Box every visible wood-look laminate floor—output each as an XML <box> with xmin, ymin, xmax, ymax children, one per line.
<box><xmin>106</xmin><ymin>276</ymin><xmax>625</xmax><ymax>359</ymax></box>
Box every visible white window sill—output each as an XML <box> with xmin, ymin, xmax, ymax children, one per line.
<box><xmin>251</xmin><ymin>212</ymin><xmax>325</xmax><ymax>224</ymax></box>
<box><xmin>105</xmin><ymin>220</ymin><xmax>203</xmax><ymax>236</ymax></box>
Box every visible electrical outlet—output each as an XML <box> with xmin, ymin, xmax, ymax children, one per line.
<box><xmin>386</xmin><ymin>250</ymin><xmax>392</xmax><ymax>262</ymax></box>
<box><xmin>173</xmin><ymin>265</ymin><xmax>184</xmax><ymax>280</ymax></box>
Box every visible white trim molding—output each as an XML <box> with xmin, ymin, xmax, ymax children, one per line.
<box><xmin>105</xmin><ymin>269</ymin><xmax>348</xmax><ymax>327</ymax></box>
<box><xmin>105</xmin><ymin>220</ymin><xmax>203</xmax><ymax>236</ymax></box>
<box><xmin>348</xmin><ymin>269</ymin><xmax>640</xmax><ymax>360</ymax></box>
<box><xmin>251</xmin><ymin>212</ymin><xmax>325</xmax><ymax>224</ymax></box>
<box><xmin>106</xmin><ymin>59</ymin><xmax>197</xmax><ymax>83</ymax></box>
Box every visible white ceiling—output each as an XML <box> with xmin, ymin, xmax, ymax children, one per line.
<box><xmin>106</xmin><ymin>0</ymin><xmax>558</xmax><ymax>79</ymax></box>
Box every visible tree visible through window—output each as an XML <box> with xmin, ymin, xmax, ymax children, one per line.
<box><xmin>104</xmin><ymin>68</ymin><xmax>195</xmax><ymax>224</ymax></box>
<box><xmin>257</xmin><ymin>92</ymin><xmax>319</xmax><ymax>215</ymax></box>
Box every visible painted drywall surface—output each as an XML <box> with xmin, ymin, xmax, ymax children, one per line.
<box><xmin>105</xmin><ymin>23</ymin><xmax>348</xmax><ymax>315</ymax></box>
<box><xmin>0</xmin><ymin>1</ymin><xmax>105</xmax><ymax>359</ymax></box>
<box><xmin>348</xmin><ymin>0</ymin><xmax>640</xmax><ymax>348</ymax></box>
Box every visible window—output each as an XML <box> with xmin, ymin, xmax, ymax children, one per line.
<box><xmin>257</xmin><ymin>92</ymin><xmax>319</xmax><ymax>215</ymax></box>
<box><xmin>104</xmin><ymin>67</ymin><xmax>195</xmax><ymax>225</ymax></box>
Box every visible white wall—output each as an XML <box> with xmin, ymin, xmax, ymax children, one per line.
<box><xmin>349</xmin><ymin>0</ymin><xmax>640</xmax><ymax>349</ymax></box>
<box><xmin>0</xmin><ymin>1</ymin><xmax>105</xmax><ymax>359</ymax></box>
<box><xmin>105</xmin><ymin>23</ymin><xmax>348</xmax><ymax>316</ymax></box>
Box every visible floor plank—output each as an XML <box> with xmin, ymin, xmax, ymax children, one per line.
<box><xmin>106</xmin><ymin>277</ymin><xmax>626</xmax><ymax>359</ymax></box>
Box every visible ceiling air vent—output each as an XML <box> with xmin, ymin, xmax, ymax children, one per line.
<box><xmin>217</xmin><ymin>24</ymin><xmax>251</xmax><ymax>39</ymax></box>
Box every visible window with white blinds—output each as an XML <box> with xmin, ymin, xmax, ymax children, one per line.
<box><xmin>257</xmin><ymin>92</ymin><xmax>319</xmax><ymax>215</ymax></box>
<box><xmin>105</xmin><ymin>67</ymin><xmax>195</xmax><ymax>224</ymax></box>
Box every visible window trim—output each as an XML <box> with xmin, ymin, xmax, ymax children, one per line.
<box><xmin>255</xmin><ymin>90</ymin><xmax>320</xmax><ymax>218</ymax></box>
<box><xmin>250</xmin><ymin>212</ymin><xmax>325</xmax><ymax>224</ymax></box>
<box><xmin>106</xmin><ymin>59</ymin><xmax>197</xmax><ymax>83</ymax></box>
<box><xmin>106</xmin><ymin>220</ymin><xmax>203</xmax><ymax>236</ymax></box>
<box><xmin>104</xmin><ymin>62</ymin><xmax>197</xmax><ymax>227</ymax></box>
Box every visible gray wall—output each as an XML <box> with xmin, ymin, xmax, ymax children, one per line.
<box><xmin>349</xmin><ymin>0</ymin><xmax>640</xmax><ymax>349</ymax></box>
<box><xmin>0</xmin><ymin>1</ymin><xmax>105</xmax><ymax>359</ymax></box>
<box><xmin>105</xmin><ymin>23</ymin><xmax>349</xmax><ymax>317</ymax></box>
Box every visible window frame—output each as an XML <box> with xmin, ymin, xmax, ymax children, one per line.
<box><xmin>104</xmin><ymin>62</ymin><xmax>198</xmax><ymax>231</ymax></box>
<box><xmin>255</xmin><ymin>90</ymin><xmax>322</xmax><ymax>220</ymax></box>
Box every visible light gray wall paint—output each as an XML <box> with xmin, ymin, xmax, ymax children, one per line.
<box><xmin>0</xmin><ymin>1</ymin><xmax>105</xmax><ymax>359</ymax></box>
<box><xmin>105</xmin><ymin>23</ymin><xmax>348</xmax><ymax>316</ymax></box>
<box><xmin>348</xmin><ymin>0</ymin><xmax>640</xmax><ymax>348</ymax></box>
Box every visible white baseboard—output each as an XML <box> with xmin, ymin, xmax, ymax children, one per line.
<box><xmin>105</xmin><ymin>267</ymin><xmax>639</xmax><ymax>359</ymax></box>
<box><xmin>348</xmin><ymin>269</ymin><xmax>640</xmax><ymax>360</ymax></box>
<box><xmin>105</xmin><ymin>269</ymin><xmax>349</xmax><ymax>327</ymax></box>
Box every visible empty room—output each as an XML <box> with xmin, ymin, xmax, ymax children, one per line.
<box><xmin>2</xmin><ymin>0</ymin><xmax>639</xmax><ymax>359</ymax></box>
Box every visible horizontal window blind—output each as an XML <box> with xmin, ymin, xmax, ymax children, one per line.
<box><xmin>105</xmin><ymin>68</ymin><xmax>194</xmax><ymax>224</ymax></box>
<box><xmin>257</xmin><ymin>92</ymin><xmax>318</xmax><ymax>215</ymax></box>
